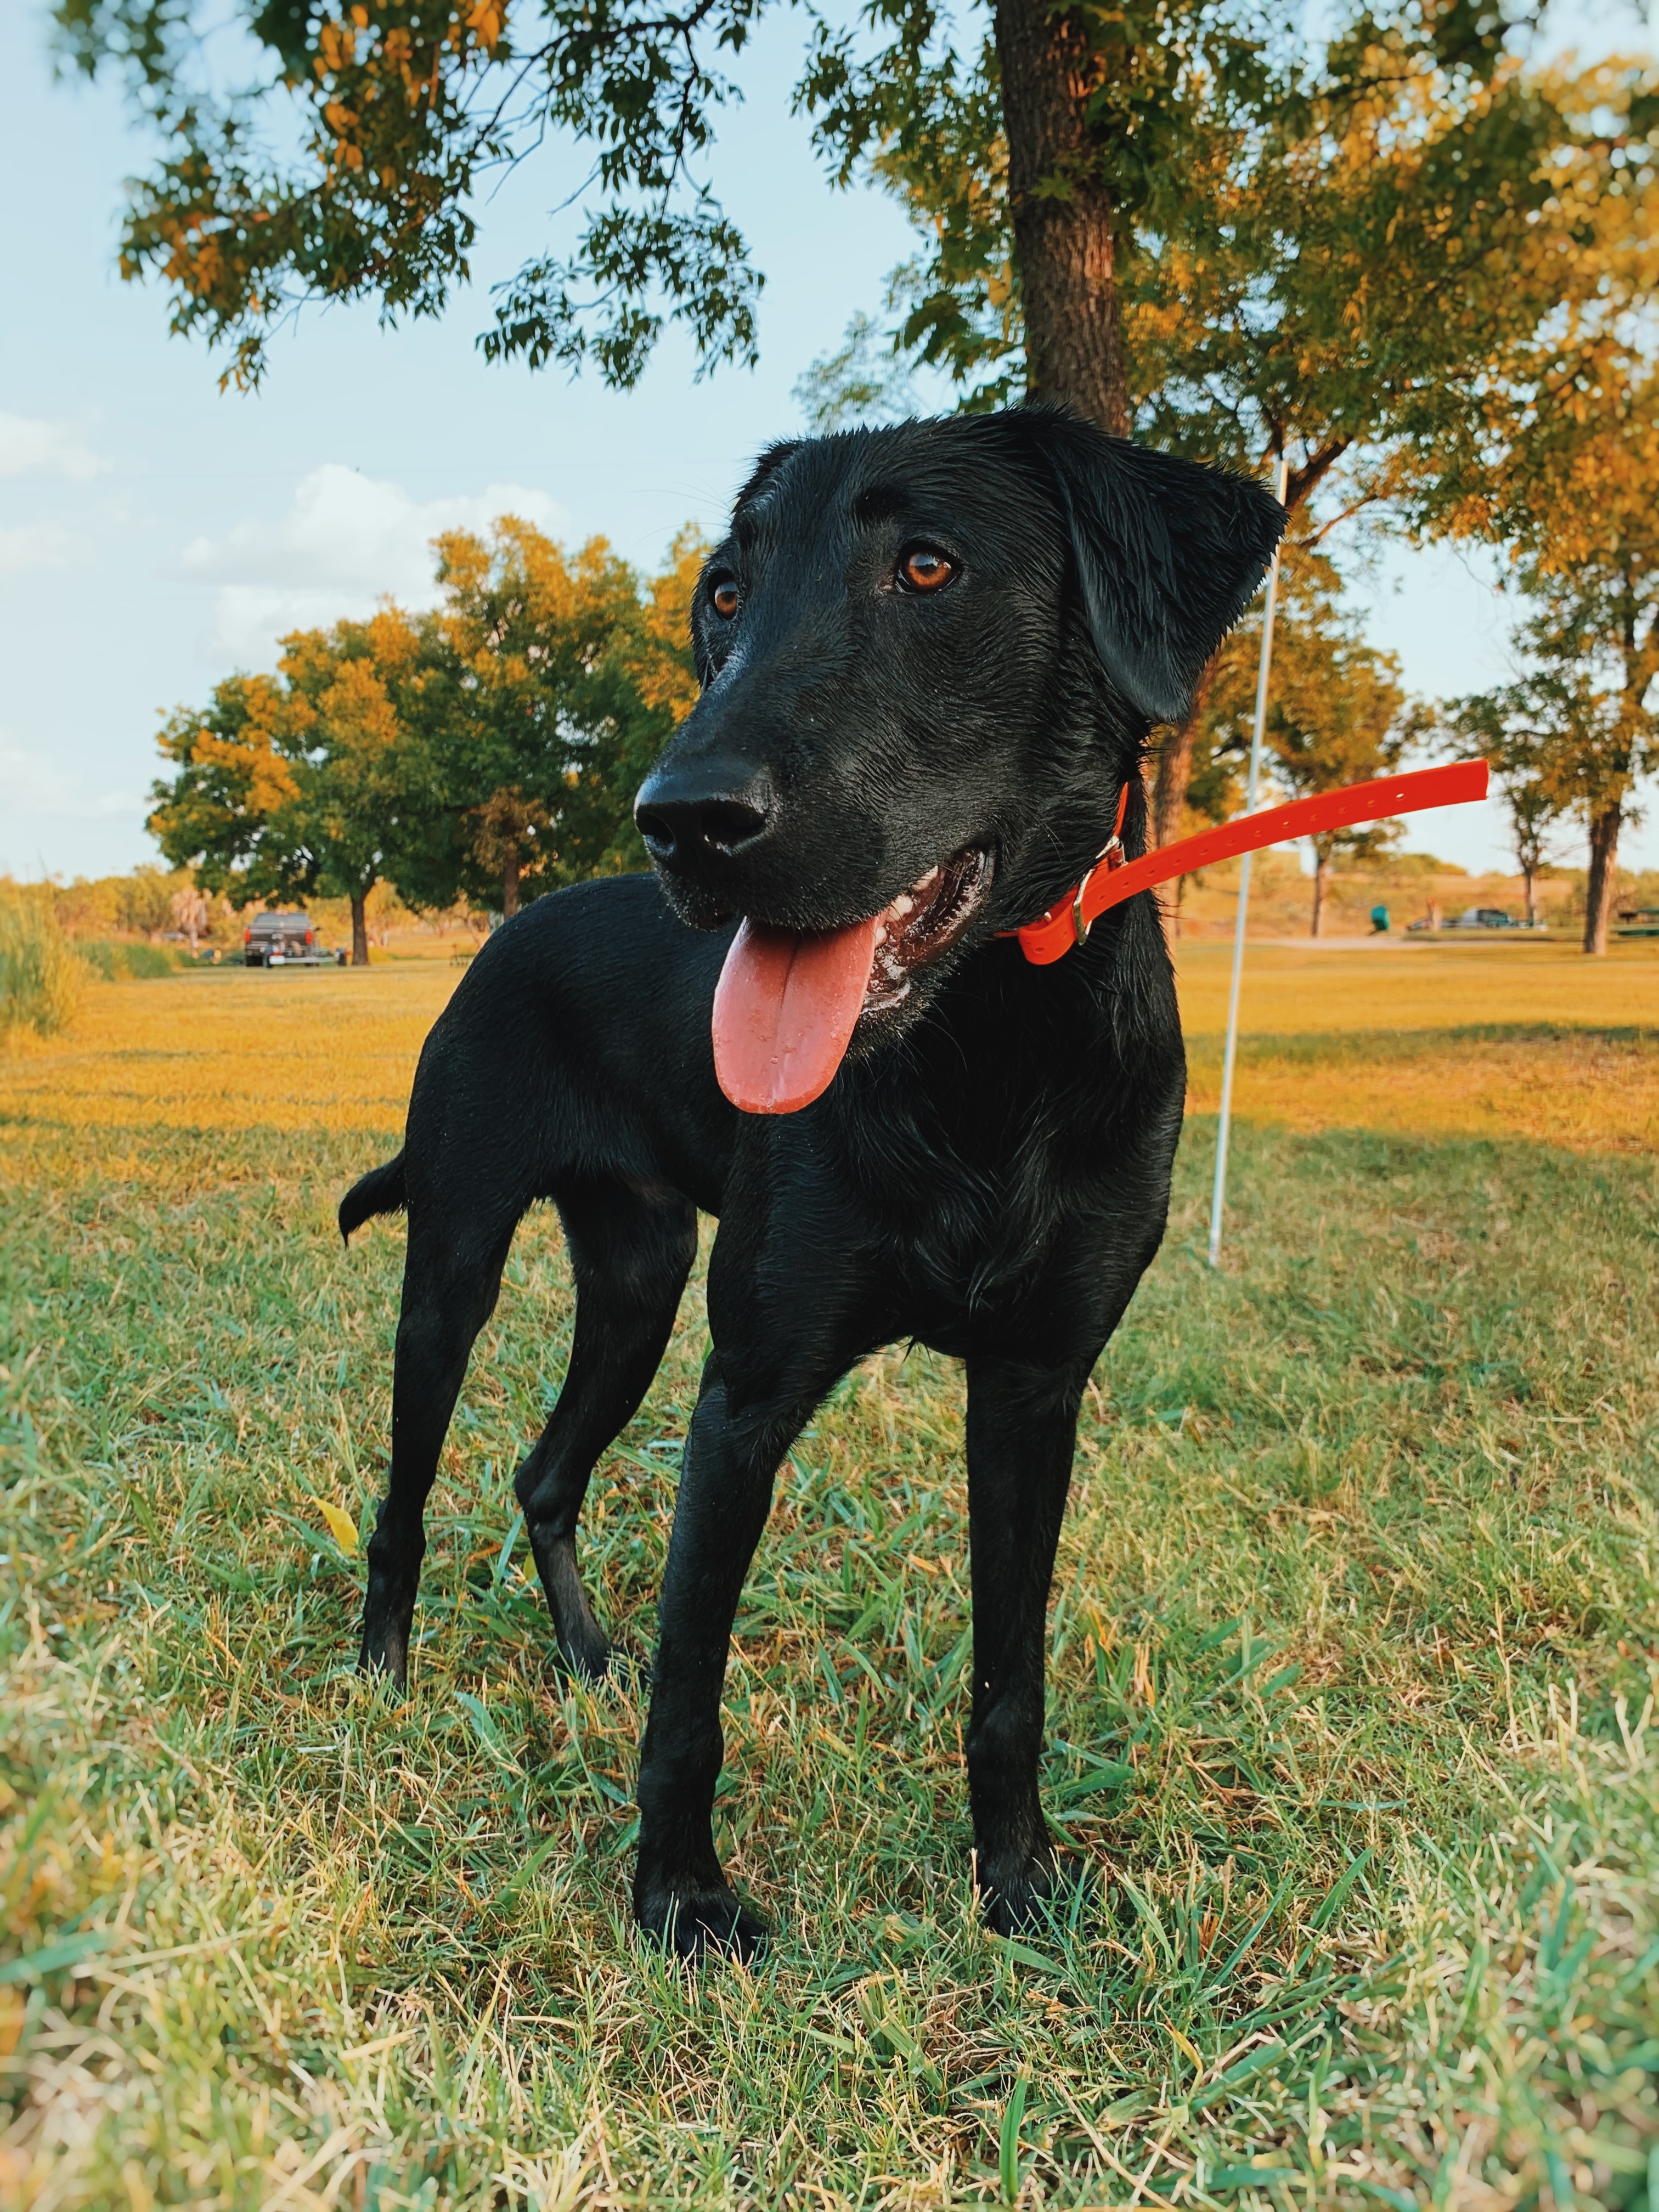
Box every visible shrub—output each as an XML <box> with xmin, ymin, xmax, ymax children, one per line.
<box><xmin>0</xmin><ymin>887</ymin><xmax>85</xmax><ymax>1039</ymax></box>
<box><xmin>74</xmin><ymin>938</ymin><xmax>184</xmax><ymax>981</ymax></box>
<box><xmin>120</xmin><ymin>941</ymin><xmax>183</xmax><ymax>979</ymax></box>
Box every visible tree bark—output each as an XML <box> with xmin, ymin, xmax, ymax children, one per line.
<box><xmin>1582</xmin><ymin>801</ymin><xmax>1621</xmax><ymax>955</ymax></box>
<box><xmin>1153</xmin><ymin>705</ymin><xmax>1199</xmax><ymax>851</ymax></box>
<box><xmin>993</xmin><ymin>0</ymin><xmax>1128</xmax><ymax>435</ymax></box>
<box><xmin>502</xmin><ymin>844</ymin><xmax>521</xmax><ymax>920</ymax></box>
<box><xmin>1522</xmin><ymin>864</ymin><xmax>1537</xmax><ymax>928</ymax></box>
<box><xmin>1151</xmin><ymin>658</ymin><xmax>1220</xmax><ymax>939</ymax></box>
<box><xmin>351</xmin><ymin>891</ymin><xmax>370</xmax><ymax>967</ymax></box>
<box><xmin>1310</xmin><ymin>850</ymin><xmax>1330</xmax><ymax>938</ymax></box>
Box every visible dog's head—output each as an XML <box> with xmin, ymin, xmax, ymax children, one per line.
<box><xmin>636</xmin><ymin>409</ymin><xmax>1282</xmax><ymax>1103</ymax></box>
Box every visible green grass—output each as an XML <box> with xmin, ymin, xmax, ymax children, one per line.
<box><xmin>3</xmin><ymin>1080</ymin><xmax>1659</xmax><ymax>2204</ymax></box>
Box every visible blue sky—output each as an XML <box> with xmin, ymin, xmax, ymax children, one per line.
<box><xmin>1</xmin><ymin>0</ymin><xmax>1651</xmax><ymax>883</ymax></box>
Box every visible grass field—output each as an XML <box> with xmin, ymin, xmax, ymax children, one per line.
<box><xmin>3</xmin><ymin>938</ymin><xmax>1658</xmax><ymax>2210</ymax></box>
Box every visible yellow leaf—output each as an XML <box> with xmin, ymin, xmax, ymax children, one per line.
<box><xmin>312</xmin><ymin>1496</ymin><xmax>359</xmax><ymax>1555</ymax></box>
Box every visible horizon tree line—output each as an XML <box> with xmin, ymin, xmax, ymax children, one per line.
<box><xmin>148</xmin><ymin>499</ymin><xmax>1641</xmax><ymax>949</ymax></box>
<box><xmin>147</xmin><ymin>524</ymin><xmax>704</xmax><ymax>963</ymax></box>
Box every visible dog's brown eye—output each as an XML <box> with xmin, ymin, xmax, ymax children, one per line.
<box><xmin>899</xmin><ymin>548</ymin><xmax>955</xmax><ymax>594</ymax></box>
<box><xmin>711</xmin><ymin>580</ymin><xmax>741</xmax><ymax>619</ymax></box>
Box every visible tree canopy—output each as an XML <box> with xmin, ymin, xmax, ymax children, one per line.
<box><xmin>148</xmin><ymin>521</ymin><xmax>703</xmax><ymax>944</ymax></box>
<box><xmin>797</xmin><ymin>26</ymin><xmax>1659</xmax><ymax>853</ymax></box>
<box><xmin>52</xmin><ymin>0</ymin><xmax>1559</xmax><ymax>411</ymax></box>
<box><xmin>149</xmin><ymin>611</ymin><xmax>422</xmax><ymax>960</ymax></box>
<box><xmin>1403</xmin><ymin>111</ymin><xmax>1659</xmax><ymax>955</ymax></box>
<box><xmin>392</xmin><ymin>518</ymin><xmax>702</xmax><ymax>915</ymax></box>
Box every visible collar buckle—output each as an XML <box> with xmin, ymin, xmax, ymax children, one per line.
<box><xmin>1070</xmin><ymin>832</ymin><xmax>1125</xmax><ymax>948</ymax></box>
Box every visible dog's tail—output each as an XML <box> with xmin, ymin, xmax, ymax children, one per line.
<box><xmin>338</xmin><ymin>1153</ymin><xmax>407</xmax><ymax>1245</ymax></box>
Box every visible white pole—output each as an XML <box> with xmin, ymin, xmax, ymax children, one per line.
<box><xmin>1207</xmin><ymin>451</ymin><xmax>1290</xmax><ymax>1269</ymax></box>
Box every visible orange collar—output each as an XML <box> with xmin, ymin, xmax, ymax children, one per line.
<box><xmin>1005</xmin><ymin>761</ymin><xmax>1489</xmax><ymax>966</ymax></box>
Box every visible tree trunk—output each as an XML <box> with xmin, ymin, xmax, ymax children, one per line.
<box><xmin>1310</xmin><ymin>851</ymin><xmax>1329</xmax><ymax>938</ymax></box>
<box><xmin>1522</xmin><ymin>865</ymin><xmax>1537</xmax><ymax>928</ymax></box>
<box><xmin>502</xmin><ymin>844</ymin><xmax>521</xmax><ymax>920</ymax></box>
<box><xmin>1149</xmin><ymin>664</ymin><xmax>1218</xmax><ymax>939</ymax></box>
<box><xmin>351</xmin><ymin>891</ymin><xmax>370</xmax><ymax>967</ymax></box>
<box><xmin>1153</xmin><ymin>677</ymin><xmax>1215</xmax><ymax>851</ymax></box>
<box><xmin>1582</xmin><ymin>801</ymin><xmax>1621</xmax><ymax>955</ymax></box>
<box><xmin>992</xmin><ymin>0</ymin><xmax>1128</xmax><ymax>434</ymax></box>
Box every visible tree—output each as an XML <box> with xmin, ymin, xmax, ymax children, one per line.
<box><xmin>280</xmin><ymin>612</ymin><xmax>421</xmax><ymax>960</ymax></box>
<box><xmin>392</xmin><ymin>520</ymin><xmax>702</xmax><ymax>916</ymax></box>
<box><xmin>1404</xmin><ymin>119</ymin><xmax>1659</xmax><ymax>954</ymax></box>
<box><xmin>1486</xmin><ymin>450</ymin><xmax>1658</xmax><ymax>953</ymax></box>
<box><xmin>148</xmin><ymin>523</ymin><xmax>703</xmax><ymax>932</ymax></box>
<box><xmin>149</xmin><ymin>610</ymin><xmax>421</xmax><ymax>962</ymax></box>
<box><xmin>1138</xmin><ymin>54</ymin><xmax>1644</xmax><ymax>847</ymax></box>
<box><xmin>1470</xmin><ymin>606</ymin><xmax>1658</xmax><ymax>955</ymax></box>
<box><xmin>1416</xmin><ymin>67</ymin><xmax>1659</xmax><ymax>954</ymax></box>
<box><xmin>54</xmin><ymin>0</ymin><xmax>1547</xmax><ymax>439</ymax></box>
<box><xmin>1441</xmin><ymin>686</ymin><xmax>1569</xmax><ymax>926</ymax></box>
<box><xmin>1184</xmin><ymin>540</ymin><xmax>1415</xmax><ymax>934</ymax></box>
<box><xmin>800</xmin><ymin>43</ymin><xmax>1655</xmax><ymax>849</ymax></box>
<box><xmin>149</xmin><ymin>671</ymin><xmax>304</xmax><ymax>901</ymax></box>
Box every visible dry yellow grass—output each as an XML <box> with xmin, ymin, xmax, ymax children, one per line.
<box><xmin>0</xmin><ymin>967</ymin><xmax>453</xmax><ymax>1137</ymax></box>
<box><xmin>3</xmin><ymin>935</ymin><xmax>1651</xmax><ymax>1159</ymax></box>
<box><xmin>1176</xmin><ymin>935</ymin><xmax>1658</xmax><ymax>1035</ymax></box>
<box><xmin>1179</xmin><ymin>938</ymin><xmax>1659</xmax><ymax>1152</ymax></box>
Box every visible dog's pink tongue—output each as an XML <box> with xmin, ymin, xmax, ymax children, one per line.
<box><xmin>713</xmin><ymin>915</ymin><xmax>879</xmax><ymax>1114</ymax></box>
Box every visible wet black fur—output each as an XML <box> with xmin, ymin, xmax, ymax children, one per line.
<box><xmin>340</xmin><ymin>408</ymin><xmax>1282</xmax><ymax>1960</ymax></box>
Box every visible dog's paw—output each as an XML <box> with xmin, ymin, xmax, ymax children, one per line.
<box><xmin>554</xmin><ymin>1618</ymin><xmax>613</xmax><ymax>1684</ymax></box>
<box><xmin>358</xmin><ymin>1619</ymin><xmax>409</xmax><ymax>1691</ymax></box>
<box><xmin>978</xmin><ymin>1850</ymin><xmax>1081</xmax><ymax>1937</ymax></box>
<box><xmin>635</xmin><ymin>1878</ymin><xmax>769</xmax><ymax>1963</ymax></box>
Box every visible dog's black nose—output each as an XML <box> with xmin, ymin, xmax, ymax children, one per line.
<box><xmin>635</xmin><ymin>763</ymin><xmax>775</xmax><ymax>867</ymax></box>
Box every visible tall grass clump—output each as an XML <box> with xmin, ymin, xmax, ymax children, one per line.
<box><xmin>74</xmin><ymin>936</ymin><xmax>187</xmax><ymax>981</ymax></box>
<box><xmin>0</xmin><ymin>884</ymin><xmax>84</xmax><ymax>1039</ymax></box>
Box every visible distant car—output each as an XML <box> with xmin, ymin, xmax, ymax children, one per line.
<box><xmin>1408</xmin><ymin>906</ymin><xmax>1537</xmax><ymax>933</ymax></box>
<box><xmin>1446</xmin><ymin>906</ymin><xmax>1517</xmax><ymax>929</ymax></box>
<box><xmin>242</xmin><ymin>912</ymin><xmax>346</xmax><ymax>967</ymax></box>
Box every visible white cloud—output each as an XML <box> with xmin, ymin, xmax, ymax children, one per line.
<box><xmin>175</xmin><ymin>462</ymin><xmax>571</xmax><ymax>665</ymax></box>
<box><xmin>0</xmin><ymin>413</ymin><xmax>109</xmax><ymax>483</ymax></box>
<box><xmin>0</xmin><ymin>523</ymin><xmax>77</xmax><ymax>577</ymax></box>
<box><xmin>0</xmin><ymin>740</ymin><xmax>142</xmax><ymax>823</ymax></box>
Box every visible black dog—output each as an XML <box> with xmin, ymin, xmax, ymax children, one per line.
<box><xmin>340</xmin><ymin>408</ymin><xmax>1280</xmax><ymax>1959</ymax></box>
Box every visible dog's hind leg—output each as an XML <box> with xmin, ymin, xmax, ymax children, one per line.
<box><xmin>515</xmin><ymin>1182</ymin><xmax>698</xmax><ymax>1680</ymax></box>
<box><xmin>359</xmin><ymin>1202</ymin><xmax>518</xmax><ymax>1689</ymax></box>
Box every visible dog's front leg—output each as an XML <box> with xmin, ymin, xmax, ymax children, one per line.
<box><xmin>631</xmin><ymin>1359</ymin><xmax>809</xmax><ymax>1962</ymax></box>
<box><xmin>963</xmin><ymin>1352</ymin><xmax>1088</xmax><ymax>1933</ymax></box>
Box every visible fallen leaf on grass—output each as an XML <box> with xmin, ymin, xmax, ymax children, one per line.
<box><xmin>311</xmin><ymin>1497</ymin><xmax>359</xmax><ymax>1555</ymax></box>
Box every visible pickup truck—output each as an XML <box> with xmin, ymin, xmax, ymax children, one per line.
<box><xmin>242</xmin><ymin>912</ymin><xmax>347</xmax><ymax>967</ymax></box>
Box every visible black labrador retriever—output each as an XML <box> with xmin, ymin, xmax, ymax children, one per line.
<box><xmin>340</xmin><ymin>407</ymin><xmax>1282</xmax><ymax>1959</ymax></box>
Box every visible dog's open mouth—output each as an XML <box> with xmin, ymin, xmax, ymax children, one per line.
<box><xmin>866</xmin><ymin>847</ymin><xmax>994</xmax><ymax>1014</ymax></box>
<box><xmin>712</xmin><ymin>847</ymin><xmax>992</xmax><ymax>1115</ymax></box>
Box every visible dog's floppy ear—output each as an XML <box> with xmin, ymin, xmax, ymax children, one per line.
<box><xmin>1017</xmin><ymin>408</ymin><xmax>1285</xmax><ymax>724</ymax></box>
